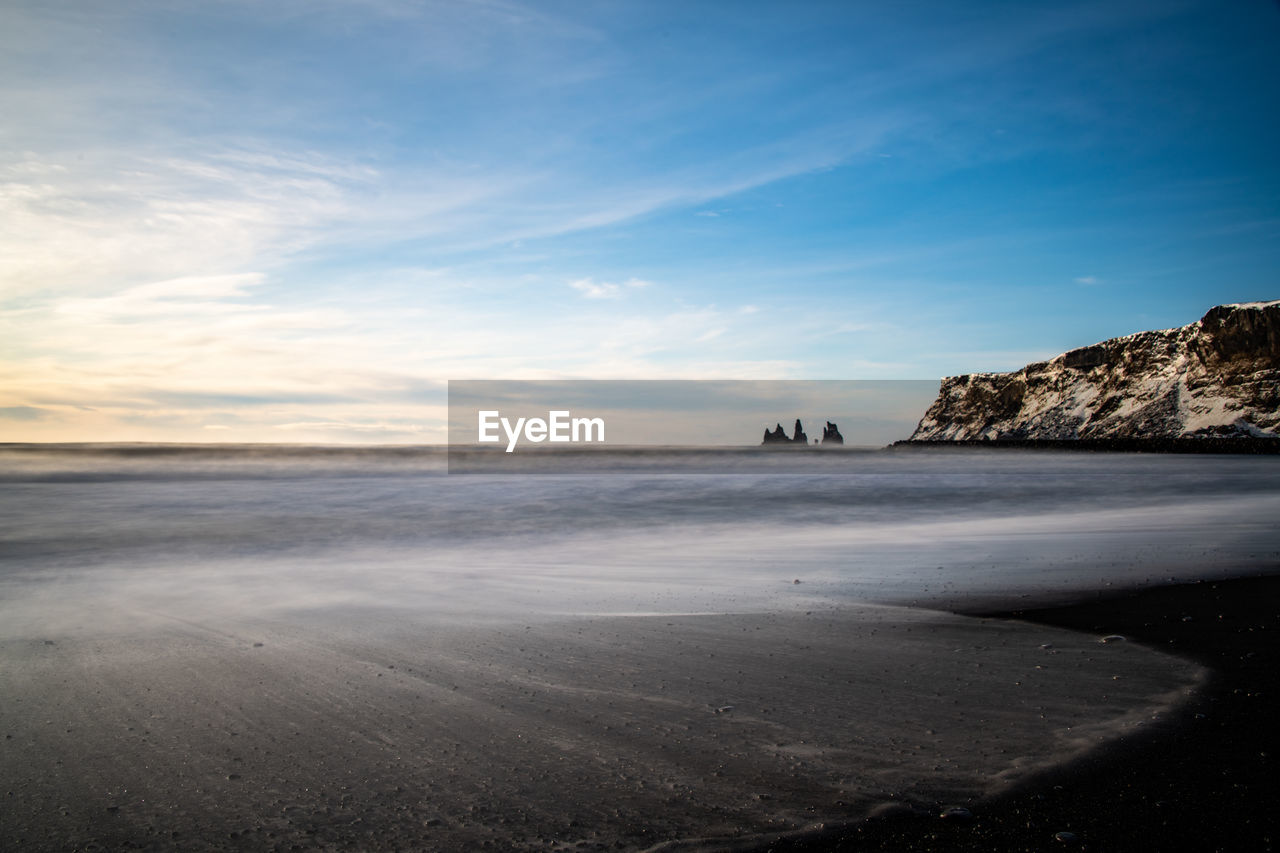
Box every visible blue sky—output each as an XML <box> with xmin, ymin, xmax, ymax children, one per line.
<box><xmin>1</xmin><ymin>0</ymin><xmax>1277</xmax><ymax>442</ymax></box>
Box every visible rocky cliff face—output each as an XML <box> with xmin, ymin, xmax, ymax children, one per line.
<box><xmin>911</xmin><ymin>301</ymin><xmax>1280</xmax><ymax>441</ymax></box>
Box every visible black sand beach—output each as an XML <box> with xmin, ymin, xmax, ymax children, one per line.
<box><xmin>4</xmin><ymin>575</ymin><xmax>1273</xmax><ymax>852</ymax></box>
<box><xmin>760</xmin><ymin>574</ymin><xmax>1280</xmax><ymax>852</ymax></box>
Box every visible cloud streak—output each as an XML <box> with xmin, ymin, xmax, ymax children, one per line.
<box><xmin>568</xmin><ymin>277</ymin><xmax>650</xmax><ymax>299</ymax></box>
<box><xmin>0</xmin><ymin>149</ymin><xmax>365</xmax><ymax>295</ymax></box>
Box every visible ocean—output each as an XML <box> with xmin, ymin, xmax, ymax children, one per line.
<box><xmin>3</xmin><ymin>445</ymin><xmax>1277</xmax><ymax>625</ymax></box>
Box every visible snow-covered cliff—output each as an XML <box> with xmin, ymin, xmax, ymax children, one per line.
<box><xmin>911</xmin><ymin>301</ymin><xmax>1280</xmax><ymax>441</ymax></box>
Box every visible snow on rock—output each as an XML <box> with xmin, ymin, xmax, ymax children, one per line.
<box><xmin>911</xmin><ymin>301</ymin><xmax>1280</xmax><ymax>441</ymax></box>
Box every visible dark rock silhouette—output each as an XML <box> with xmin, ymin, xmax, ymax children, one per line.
<box><xmin>792</xmin><ymin>418</ymin><xmax>808</xmax><ymax>445</ymax></box>
<box><xmin>821</xmin><ymin>421</ymin><xmax>844</xmax><ymax>445</ymax></box>
<box><xmin>762</xmin><ymin>423</ymin><xmax>790</xmax><ymax>444</ymax></box>
<box><xmin>761</xmin><ymin>419</ymin><xmax>820</xmax><ymax>446</ymax></box>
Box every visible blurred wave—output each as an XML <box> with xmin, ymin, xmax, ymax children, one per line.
<box><xmin>2</xmin><ymin>445</ymin><xmax>1278</xmax><ymax>629</ymax></box>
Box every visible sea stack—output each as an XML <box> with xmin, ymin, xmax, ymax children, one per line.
<box><xmin>762</xmin><ymin>419</ymin><xmax>811</xmax><ymax>445</ymax></box>
<box><xmin>791</xmin><ymin>418</ymin><xmax>808</xmax><ymax>445</ymax></box>
<box><xmin>762</xmin><ymin>423</ymin><xmax>789</xmax><ymax>444</ymax></box>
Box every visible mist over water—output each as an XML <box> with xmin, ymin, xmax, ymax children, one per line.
<box><xmin>2</xmin><ymin>445</ymin><xmax>1278</xmax><ymax>631</ymax></box>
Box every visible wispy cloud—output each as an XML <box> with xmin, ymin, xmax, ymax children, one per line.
<box><xmin>568</xmin><ymin>277</ymin><xmax>651</xmax><ymax>299</ymax></box>
<box><xmin>0</xmin><ymin>149</ymin><xmax>367</xmax><ymax>296</ymax></box>
<box><xmin>55</xmin><ymin>274</ymin><xmax>268</xmax><ymax>318</ymax></box>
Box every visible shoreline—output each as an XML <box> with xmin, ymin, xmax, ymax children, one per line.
<box><xmin>892</xmin><ymin>437</ymin><xmax>1280</xmax><ymax>454</ymax></box>
<box><xmin>752</xmin><ymin>573</ymin><xmax>1280</xmax><ymax>852</ymax></box>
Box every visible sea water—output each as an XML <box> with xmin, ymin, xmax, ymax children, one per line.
<box><xmin>2</xmin><ymin>445</ymin><xmax>1278</xmax><ymax>631</ymax></box>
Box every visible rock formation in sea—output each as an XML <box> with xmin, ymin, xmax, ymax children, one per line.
<box><xmin>821</xmin><ymin>421</ymin><xmax>844</xmax><ymax>445</ymax></box>
<box><xmin>910</xmin><ymin>301</ymin><xmax>1280</xmax><ymax>441</ymax></box>
<box><xmin>762</xmin><ymin>419</ymin><xmax>810</xmax><ymax>445</ymax></box>
<box><xmin>791</xmin><ymin>418</ymin><xmax>808</xmax><ymax>445</ymax></box>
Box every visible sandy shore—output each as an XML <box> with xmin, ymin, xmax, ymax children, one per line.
<box><xmin>1</xmin><ymin>582</ymin><xmax>1219</xmax><ymax>852</ymax></box>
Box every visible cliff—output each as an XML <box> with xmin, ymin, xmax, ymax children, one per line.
<box><xmin>910</xmin><ymin>301</ymin><xmax>1280</xmax><ymax>441</ymax></box>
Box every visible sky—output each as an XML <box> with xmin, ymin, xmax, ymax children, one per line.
<box><xmin>1</xmin><ymin>0</ymin><xmax>1277</xmax><ymax>444</ymax></box>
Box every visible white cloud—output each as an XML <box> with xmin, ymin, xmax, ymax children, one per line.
<box><xmin>568</xmin><ymin>277</ymin><xmax>651</xmax><ymax>299</ymax></box>
<box><xmin>1074</xmin><ymin>275</ymin><xmax>1101</xmax><ymax>285</ymax></box>
<box><xmin>55</xmin><ymin>274</ymin><xmax>269</xmax><ymax>319</ymax></box>
<box><xmin>0</xmin><ymin>149</ymin><xmax>366</xmax><ymax>296</ymax></box>
<box><xmin>568</xmin><ymin>278</ymin><xmax>618</xmax><ymax>299</ymax></box>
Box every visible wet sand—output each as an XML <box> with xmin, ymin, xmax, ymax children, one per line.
<box><xmin>0</xmin><ymin>588</ymin><xmax>1210</xmax><ymax>851</ymax></box>
<box><xmin>761</xmin><ymin>574</ymin><xmax>1280</xmax><ymax>852</ymax></box>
